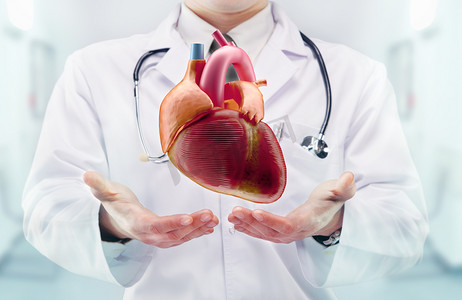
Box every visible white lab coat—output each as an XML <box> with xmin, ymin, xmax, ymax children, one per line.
<box><xmin>22</xmin><ymin>3</ymin><xmax>428</xmax><ymax>300</ymax></box>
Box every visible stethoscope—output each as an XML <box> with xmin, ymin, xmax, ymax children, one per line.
<box><xmin>133</xmin><ymin>31</ymin><xmax>331</xmax><ymax>164</ymax></box>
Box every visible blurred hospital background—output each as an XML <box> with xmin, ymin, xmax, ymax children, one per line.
<box><xmin>1</xmin><ymin>0</ymin><xmax>461</xmax><ymax>299</ymax></box>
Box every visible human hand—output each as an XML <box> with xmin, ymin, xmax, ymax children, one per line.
<box><xmin>228</xmin><ymin>172</ymin><xmax>356</xmax><ymax>243</ymax></box>
<box><xmin>83</xmin><ymin>171</ymin><xmax>219</xmax><ymax>248</ymax></box>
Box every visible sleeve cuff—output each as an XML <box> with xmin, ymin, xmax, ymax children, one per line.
<box><xmin>295</xmin><ymin>236</ymin><xmax>338</xmax><ymax>287</ymax></box>
<box><xmin>101</xmin><ymin>239</ymin><xmax>155</xmax><ymax>287</ymax></box>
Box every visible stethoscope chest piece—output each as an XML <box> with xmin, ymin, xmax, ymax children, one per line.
<box><xmin>301</xmin><ymin>135</ymin><xmax>329</xmax><ymax>159</ymax></box>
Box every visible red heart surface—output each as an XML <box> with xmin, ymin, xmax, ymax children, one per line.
<box><xmin>169</xmin><ymin>109</ymin><xmax>286</xmax><ymax>203</ymax></box>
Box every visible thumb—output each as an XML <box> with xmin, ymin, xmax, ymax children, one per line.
<box><xmin>83</xmin><ymin>171</ymin><xmax>116</xmax><ymax>200</ymax></box>
<box><xmin>333</xmin><ymin>171</ymin><xmax>356</xmax><ymax>201</ymax></box>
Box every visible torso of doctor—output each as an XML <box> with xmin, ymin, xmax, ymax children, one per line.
<box><xmin>22</xmin><ymin>2</ymin><xmax>428</xmax><ymax>300</ymax></box>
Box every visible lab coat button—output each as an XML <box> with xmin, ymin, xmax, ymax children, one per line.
<box><xmin>228</xmin><ymin>226</ymin><xmax>235</xmax><ymax>235</ymax></box>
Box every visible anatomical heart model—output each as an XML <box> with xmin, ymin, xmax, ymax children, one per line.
<box><xmin>159</xmin><ymin>31</ymin><xmax>286</xmax><ymax>203</ymax></box>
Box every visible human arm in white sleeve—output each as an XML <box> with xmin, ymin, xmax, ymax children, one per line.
<box><xmin>228</xmin><ymin>61</ymin><xmax>428</xmax><ymax>287</ymax></box>
<box><xmin>21</xmin><ymin>52</ymin><xmax>156</xmax><ymax>286</ymax></box>
<box><xmin>296</xmin><ymin>62</ymin><xmax>429</xmax><ymax>287</ymax></box>
<box><xmin>22</xmin><ymin>52</ymin><xmax>219</xmax><ymax>286</ymax></box>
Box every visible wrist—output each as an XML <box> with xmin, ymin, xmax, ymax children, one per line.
<box><xmin>99</xmin><ymin>205</ymin><xmax>132</xmax><ymax>243</ymax></box>
<box><xmin>315</xmin><ymin>205</ymin><xmax>344</xmax><ymax>236</ymax></box>
<box><xmin>312</xmin><ymin>206</ymin><xmax>344</xmax><ymax>247</ymax></box>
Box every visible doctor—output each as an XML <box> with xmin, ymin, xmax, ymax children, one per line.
<box><xmin>23</xmin><ymin>0</ymin><xmax>428</xmax><ymax>299</ymax></box>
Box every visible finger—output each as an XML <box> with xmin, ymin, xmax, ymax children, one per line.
<box><xmin>147</xmin><ymin>214</ymin><xmax>194</xmax><ymax>235</ymax></box>
<box><xmin>332</xmin><ymin>172</ymin><xmax>356</xmax><ymax>200</ymax></box>
<box><xmin>151</xmin><ymin>210</ymin><xmax>217</xmax><ymax>236</ymax></box>
<box><xmin>229</xmin><ymin>208</ymin><xmax>296</xmax><ymax>243</ymax></box>
<box><xmin>157</xmin><ymin>220</ymin><xmax>217</xmax><ymax>248</ymax></box>
<box><xmin>165</xmin><ymin>210</ymin><xmax>218</xmax><ymax>239</ymax></box>
<box><xmin>229</xmin><ymin>207</ymin><xmax>281</xmax><ymax>237</ymax></box>
<box><xmin>228</xmin><ymin>207</ymin><xmax>255</xmax><ymax>226</ymax></box>
<box><xmin>83</xmin><ymin>171</ymin><xmax>116</xmax><ymax>200</ymax></box>
<box><xmin>179</xmin><ymin>221</ymin><xmax>217</xmax><ymax>243</ymax></box>
<box><xmin>234</xmin><ymin>224</ymin><xmax>264</xmax><ymax>239</ymax></box>
<box><xmin>336</xmin><ymin>172</ymin><xmax>354</xmax><ymax>190</ymax></box>
<box><xmin>234</xmin><ymin>224</ymin><xmax>283</xmax><ymax>243</ymax></box>
<box><xmin>251</xmin><ymin>210</ymin><xmax>295</xmax><ymax>235</ymax></box>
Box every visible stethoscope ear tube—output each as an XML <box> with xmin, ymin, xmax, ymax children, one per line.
<box><xmin>133</xmin><ymin>48</ymin><xmax>170</xmax><ymax>81</ymax></box>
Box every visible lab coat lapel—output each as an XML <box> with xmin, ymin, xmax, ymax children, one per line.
<box><xmin>254</xmin><ymin>43</ymin><xmax>298</xmax><ymax>103</ymax></box>
<box><xmin>254</xmin><ymin>3</ymin><xmax>309</xmax><ymax>103</ymax></box>
<box><xmin>143</xmin><ymin>4</ymin><xmax>190</xmax><ymax>85</ymax></box>
<box><xmin>155</xmin><ymin>38</ymin><xmax>189</xmax><ymax>85</ymax></box>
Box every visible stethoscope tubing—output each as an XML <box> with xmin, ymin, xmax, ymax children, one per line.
<box><xmin>133</xmin><ymin>48</ymin><xmax>170</xmax><ymax>163</ymax></box>
<box><xmin>299</xmin><ymin>32</ymin><xmax>332</xmax><ymax>139</ymax></box>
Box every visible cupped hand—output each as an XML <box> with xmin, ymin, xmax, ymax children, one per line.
<box><xmin>83</xmin><ymin>171</ymin><xmax>219</xmax><ymax>248</ymax></box>
<box><xmin>228</xmin><ymin>172</ymin><xmax>356</xmax><ymax>243</ymax></box>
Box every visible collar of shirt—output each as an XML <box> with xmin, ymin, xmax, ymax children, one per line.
<box><xmin>177</xmin><ymin>2</ymin><xmax>276</xmax><ymax>62</ymax></box>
